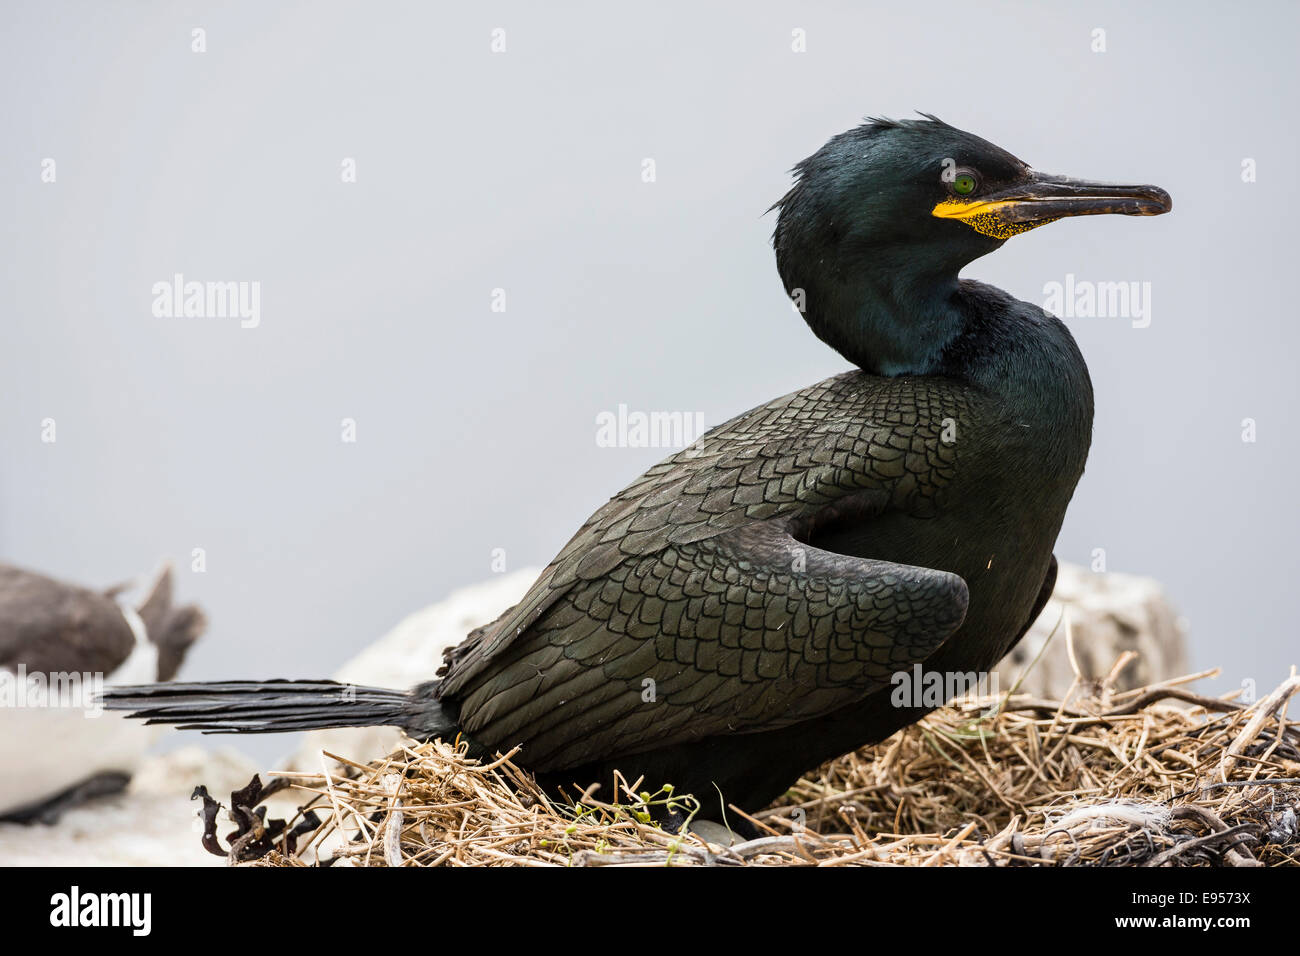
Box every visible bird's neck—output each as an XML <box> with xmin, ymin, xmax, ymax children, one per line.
<box><xmin>803</xmin><ymin>261</ymin><xmax>1093</xmax><ymax>427</ymax></box>
<box><xmin>806</xmin><ymin>256</ymin><xmax>966</xmax><ymax>376</ymax></box>
<box><xmin>939</xmin><ymin>281</ymin><xmax>1090</xmax><ymax>385</ymax></box>
<box><xmin>938</xmin><ymin>280</ymin><xmax>1095</xmax><ymax>460</ymax></box>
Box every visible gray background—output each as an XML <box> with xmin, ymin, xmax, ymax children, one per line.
<box><xmin>3</xmin><ymin>1</ymin><xmax>1296</xmax><ymax>762</ymax></box>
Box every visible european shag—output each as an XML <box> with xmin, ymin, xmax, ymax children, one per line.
<box><xmin>103</xmin><ymin>116</ymin><xmax>1171</xmax><ymax>819</ymax></box>
<box><xmin>0</xmin><ymin>563</ymin><xmax>206</xmax><ymax>822</ymax></box>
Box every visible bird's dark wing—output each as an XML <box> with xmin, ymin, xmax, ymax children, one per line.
<box><xmin>438</xmin><ymin>371</ymin><xmax>979</xmax><ymax>765</ymax></box>
<box><xmin>453</xmin><ymin>520</ymin><xmax>967</xmax><ymax>770</ymax></box>
<box><xmin>0</xmin><ymin>565</ymin><xmax>136</xmax><ymax>676</ymax></box>
<box><xmin>442</xmin><ymin>371</ymin><xmax>968</xmax><ymax>689</ymax></box>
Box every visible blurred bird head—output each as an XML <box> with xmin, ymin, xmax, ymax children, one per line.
<box><xmin>118</xmin><ymin>562</ymin><xmax>208</xmax><ymax>681</ymax></box>
<box><xmin>771</xmin><ymin>115</ymin><xmax>1171</xmax><ymax>374</ymax></box>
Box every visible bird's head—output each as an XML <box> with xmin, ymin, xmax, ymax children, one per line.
<box><xmin>772</xmin><ymin>115</ymin><xmax>1171</xmax><ymax>374</ymax></box>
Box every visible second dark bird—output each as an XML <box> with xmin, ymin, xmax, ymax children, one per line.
<box><xmin>105</xmin><ymin>116</ymin><xmax>1172</xmax><ymax>819</ymax></box>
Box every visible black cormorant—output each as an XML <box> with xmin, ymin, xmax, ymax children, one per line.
<box><xmin>103</xmin><ymin>116</ymin><xmax>1171</xmax><ymax>819</ymax></box>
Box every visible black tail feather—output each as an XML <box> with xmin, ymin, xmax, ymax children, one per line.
<box><xmin>100</xmin><ymin>679</ymin><xmax>424</xmax><ymax>736</ymax></box>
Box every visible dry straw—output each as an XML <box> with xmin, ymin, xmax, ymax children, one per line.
<box><xmin>253</xmin><ymin>655</ymin><xmax>1299</xmax><ymax>867</ymax></box>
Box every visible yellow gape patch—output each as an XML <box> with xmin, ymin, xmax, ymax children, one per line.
<box><xmin>931</xmin><ymin>199</ymin><xmax>1058</xmax><ymax>240</ymax></box>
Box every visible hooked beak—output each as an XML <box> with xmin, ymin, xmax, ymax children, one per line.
<box><xmin>932</xmin><ymin>170</ymin><xmax>1172</xmax><ymax>239</ymax></box>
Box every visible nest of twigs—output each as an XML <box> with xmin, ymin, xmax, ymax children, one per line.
<box><xmin>241</xmin><ymin>658</ymin><xmax>1300</xmax><ymax>867</ymax></box>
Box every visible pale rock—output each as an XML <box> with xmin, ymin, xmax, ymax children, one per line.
<box><xmin>995</xmin><ymin>562</ymin><xmax>1187</xmax><ymax>698</ymax></box>
<box><xmin>0</xmin><ymin>746</ymin><xmax>258</xmax><ymax>866</ymax></box>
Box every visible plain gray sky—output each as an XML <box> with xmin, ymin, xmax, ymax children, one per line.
<box><xmin>3</xmin><ymin>1</ymin><xmax>1297</xmax><ymax>762</ymax></box>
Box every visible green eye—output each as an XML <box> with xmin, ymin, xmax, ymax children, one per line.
<box><xmin>953</xmin><ymin>174</ymin><xmax>976</xmax><ymax>195</ymax></box>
